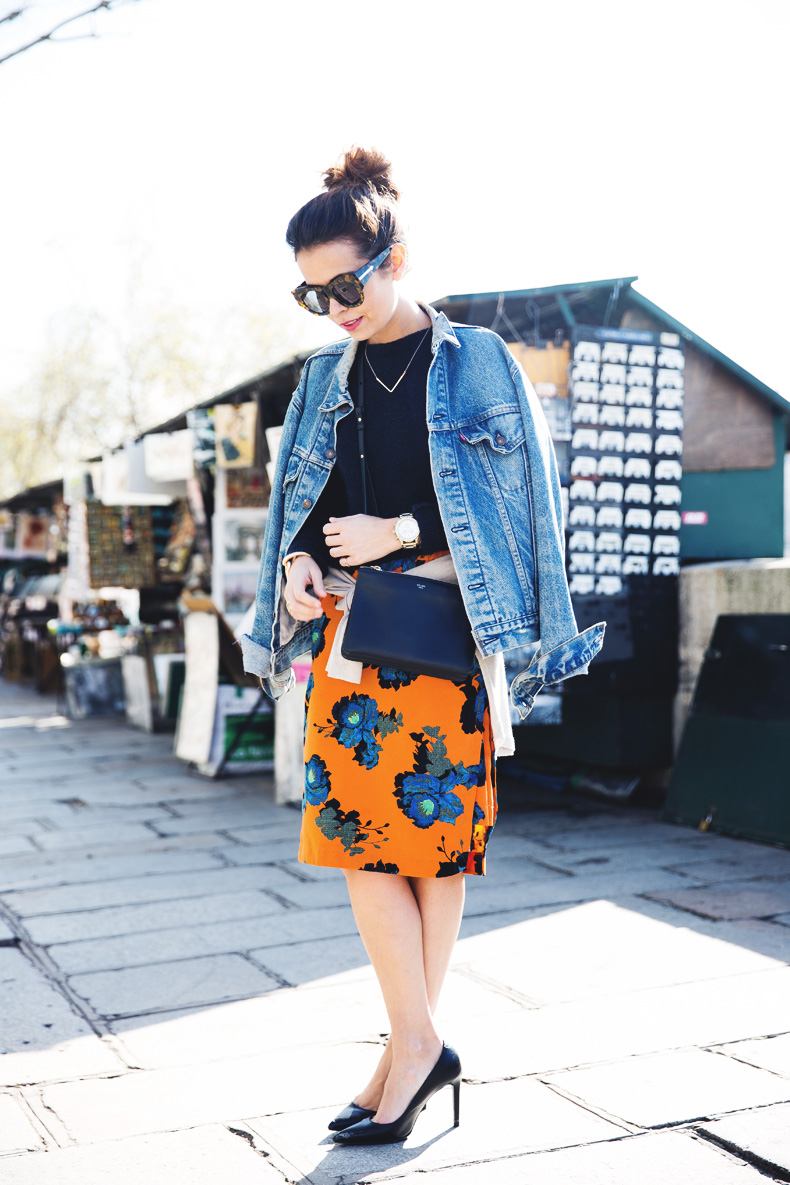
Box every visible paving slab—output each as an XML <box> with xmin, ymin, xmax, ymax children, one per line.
<box><xmin>3</xmin><ymin>864</ymin><xmax>304</xmax><ymax>915</ymax></box>
<box><xmin>0</xmin><ymin>836</ymin><xmax>37</xmax><ymax>857</ymax></box>
<box><xmin>277</xmin><ymin>860</ymin><xmax>346</xmax><ymax>882</ymax></box>
<box><xmin>267</xmin><ymin>878</ymin><xmax>356</xmax><ymax>910</ymax></box>
<box><xmin>664</xmin><ymin>849</ymin><xmax>790</xmax><ymax>883</ymax></box>
<box><xmin>18</xmin><ymin>823</ymin><xmax>226</xmax><ymax>853</ymax></box>
<box><xmin>48</xmin><ymin>905</ymin><xmax>361</xmax><ymax>973</ymax></box>
<box><xmin>0</xmin><ymin>917</ymin><xmax>16</xmax><ymax>944</ymax></box>
<box><xmin>647</xmin><ymin>879</ymin><xmax>790</xmax><ymax>920</ymax></box>
<box><xmin>0</xmin><ymin>803</ymin><xmax>176</xmax><ymax>832</ymax></box>
<box><xmin>0</xmin><ymin>848</ymin><xmax>226</xmax><ymax>893</ymax></box>
<box><xmin>149</xmin><ymin>810</ymin><xmax>296</xmax><ymax>838</ymax></box>
<box><xmin>451</xmin><ymin>899</ymin><xmax>782</xmax><ymax>1005</ymax></box>
<box><xmin>460</xmin><ymin>866</ymin><xmax>691</xmax><ymax>917</ymax></box>
<box><xmin>534</xmin><ymin>820</ymin><xmax>691</xmax><ymax>849</ymax></box>
<box><xmin>719</xmin><ymin>1033</ymin><xmax>790</xmax><ymax>1078</ymax></box>
<box><xmin>392</xmin><ymin>1130</ymin><xmax>769</xmax><ymax>1185</ymax></box>
<box><xmin>219</xmin><ymin>838</ymin><xmax>309</xmax><ymax>864</ymax></box>
<box><xmin>455</xmin><ymin>968</ymin><xmax>790</xmax><ymax>1080</ymax></box>
<box><xmin>68</xmin><ymin>952</ymin><xmax>282</xmax><ymax>1017</ymax></box>
<box><xmin>546</xmin><ymin>1048</ymin><xmax>790</xmax><ymax>1127</ymax></box>
<box><xmin>20</xmin><ymin>889</ymin><xmax>289</xmax><ymax>945</ymax></box>
<box><xmin>0</xmin><ymin>948</ymin><xmax>123</xmax><ymax>1087</ymax></box>
<box><xmin>39</xmin><ymin>1042</ymin><xmax>375</xmax><ymax>1143</ymax></box>
<box><xmin>535</xmin><ymin>842</ymin><xmax>760</xmax><ymax>875</ymax></box>
<box><xmin>0</xmin><ymin>1094</ymin><xmax>45</xmax><ymax>1154</ymax></box>
<box><xmin>699</xmin><ymin>1101</ymin><xmax>790</xmax><ymax>1176</ymax></box>
<box><xmin>249</xmin><ymin>932</ymin><xmax>371</xmax><ymax>986</ymax></box>
<box><xmin>606</xmin><ymin>894</ymin><xmax>790</xmax><ymax>964</ymax></box>
<box><xmin>0</xmin><ymin>1125</ymin><xmax>282</xmax><ymax>1184</ymax></box>
<box><xmin>109</xmin><ymin>981</ymin><xmax>389</xmax><ymax>1068</ymax></box>
<box><xmin>249</xmin><ymin>1077</ymin><xmax>624</xmax><ymax>1184</ymax></box>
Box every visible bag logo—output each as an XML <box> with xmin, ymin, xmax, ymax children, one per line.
<box><xmin>417</xmin><ymin>583</ymin><xmax>426</xmax><ymax>589</ymax></box>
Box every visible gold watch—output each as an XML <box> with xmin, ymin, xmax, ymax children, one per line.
<box><xmin>393</xmin><ymin>513</ymin><xmax>420</xmax><ymax>549</ymax></box>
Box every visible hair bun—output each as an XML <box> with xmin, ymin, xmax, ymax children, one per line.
<box><xmin>323</xmin><ymin>146</ymin><xmax>400</xmax><ymax>200</ymax></box>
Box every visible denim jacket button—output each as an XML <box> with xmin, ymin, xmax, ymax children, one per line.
<box><xmin>302</xmin><ymin>498</ymin><xmax>313</xmax><ymax>509</ymax></box>
<box><xmin>324</xmin><ymin>448</ymin><xmax>336</xmax><ymax>459</ymax></box>
<box><xmin>495</xmin><ymin>431</ymin><xmax>506</xmax><ymax>446</ymax></box>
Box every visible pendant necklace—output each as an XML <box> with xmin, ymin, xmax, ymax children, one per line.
<box><xmin>364</xmin><ymin>327</ymin><xmax>430</xmax><ymax>394</ymax></box>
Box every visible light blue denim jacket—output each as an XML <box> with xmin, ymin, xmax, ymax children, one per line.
<box><xmin>240</xmin><ymin>303</ymin><xmax>605</xmax><ymax>718</ymax></box>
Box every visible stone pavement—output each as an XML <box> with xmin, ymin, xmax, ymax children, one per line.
<box><xmin>1</xmin><ymin>678</ymin><xmax>789</xmax><ymax>1184</ymax></box>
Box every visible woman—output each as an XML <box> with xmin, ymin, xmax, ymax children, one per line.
<box><xmin>241</xmin><ymin>148</ymin><xmax>604</xmax><ymax>1146</ymax></box>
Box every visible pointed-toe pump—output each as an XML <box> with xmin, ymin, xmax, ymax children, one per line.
<box><xmin>332</xmin><ymin>1044</ymin><xmax>461</xmax><ymax>1145</ymax></box>
<box><xmin>327</xmin><ymin>1101</ymin><xmax>377</xmax><ymax>1132</ymax></box>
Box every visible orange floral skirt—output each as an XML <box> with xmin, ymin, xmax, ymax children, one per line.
<box><xmin>299</xmin><ymin>551</ymin><xmax>498</xmax><ymax>878</ymax></box>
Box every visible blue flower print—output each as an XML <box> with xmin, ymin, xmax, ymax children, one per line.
<box><xmin>310</xmin><ymin>617</ymin><xmax>327</xmax><ymax>659</ymax></box>
<box><xmin>317</xmin><ymin>693</ymin><xmax>384</xmax><ymax>769</ymax></box>
<box><xmin>459</xmin><ymin>672</ymin><xmax>487</xmax><ymax>734</ymax></box>
<box><xmin>304</xmin><ymin>754</ymin><xmax>332</xmax><ymax>806</ymax></box>
<box><xmin>375</xmin><ymin>665</ymin><xmax>418</xmax><ymax>691</ymax></box>
<box><xmin>394</xmin><ymin>772</ymin><xmax>464</xmax><ymax>829</ymax></box>
<box><xmin>454</xmin><ymin>755</ymin><xmax>485</xmax><ymax>790</ymax></box>
<box><xmin>334</xmin><ymin>694</ymin><xmax>379</xmax><ymax>747</ymax></box>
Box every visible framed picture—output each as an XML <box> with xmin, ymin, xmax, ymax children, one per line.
<box><xmin>223</xmin><ymin>516</ymin><xmax>266</xmax><ymax>564</ymax></box>
<box><xmin>222</xmin><ymin>569</ymin><xmax>259</xmax><ymax>617</ymax></box>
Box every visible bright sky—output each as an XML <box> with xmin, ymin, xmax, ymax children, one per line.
<box><xmin>1</xmin><ymin>0</ymin><xmax>788</xmax><ymax>405</ymax></box>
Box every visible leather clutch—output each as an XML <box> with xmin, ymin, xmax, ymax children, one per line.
<box><xmin>341</xmin><ymin>565</ymin><xmax>476</xmax><ymax>682</ymax></box>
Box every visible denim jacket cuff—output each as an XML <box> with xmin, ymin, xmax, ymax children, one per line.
<box><xmin>509</xmin><ymin>622</ymin><xmax>606</xmax><ymax>720</ymax></box>
<box><xmin>239</xmin><ymin>634</ymin><xmax>295</xmax><ymax>702</ymax></box>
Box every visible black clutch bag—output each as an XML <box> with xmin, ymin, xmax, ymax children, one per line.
<box><xmin>341</xmin><ymin>565</ymin><xmax>476</xmax><ymax>681</ymax></box>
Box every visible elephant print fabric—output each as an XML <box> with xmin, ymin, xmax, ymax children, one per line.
<box><xmin>299</xmin><ymin>551</ymin><xmax>497</xmax><ymax>878</ymax></box>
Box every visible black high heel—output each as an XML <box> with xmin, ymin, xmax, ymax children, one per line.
<box><xmin>327</xmin><ymin>1101</ymin><xmax>376</xmax><ymax>1132</ymax></box>
<box><xmin>332</xmin><ymin>1044</ymin><xmax>461</xmax><ymax>1145</ymax></box>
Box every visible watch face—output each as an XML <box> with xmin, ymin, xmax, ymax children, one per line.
<box><xmin>397</xmin><ymin>517</ymin><xmax>420</xmax><ymax>543</ymax></box>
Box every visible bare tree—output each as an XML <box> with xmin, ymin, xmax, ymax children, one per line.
<box><xmin>0</xmin><ymin>298</ymin><xmax>315</xmax><ymax>499</ymax></box>
<box><xmin>0</xmin><ymin>0</ymin><xmax>142</xmax><ymax>65</ymax></box>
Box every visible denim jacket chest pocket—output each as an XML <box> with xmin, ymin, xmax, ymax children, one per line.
<box><xmin>456</xmin><ymin>408</ymin><xmax>528</xmax><ymax>492</ymax></box>
<box><xmin>282</xmin><ymin>451</ymin><xmax>307</xmax><ymax>517</ymax></box>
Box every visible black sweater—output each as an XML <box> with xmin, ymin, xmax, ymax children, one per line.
<box><xmin>288</xmin><ymin>327</ymin><xmax>448</xmax><ymax>574</ymax></box>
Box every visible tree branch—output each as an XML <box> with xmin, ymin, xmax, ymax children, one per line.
<box><xmin>0</xmin><ymin>0</ymin><xmax>141</xmax><ymax>65</ymax></box>
<box><xmin>0</xmin><ymin>8</ymin><xmax>28</xmax><ymax>26</ymax></box>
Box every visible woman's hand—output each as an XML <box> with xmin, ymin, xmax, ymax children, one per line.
<box><xmin>323</xmin><ymin>514</ymin><xmax>400</xmax><ymax>567</ymax></box>
<box><xmin>284</xmin><ymin>556</ymin><xmax>327</xmax><ymax>621</ymax></box>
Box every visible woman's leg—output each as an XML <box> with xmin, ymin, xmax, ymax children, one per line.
<box><xmin>344</xmin><ymin>868</ymin><xmax>465</xmax><ymax>1122</ymax></box>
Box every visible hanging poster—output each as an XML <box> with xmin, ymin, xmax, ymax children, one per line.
<box><xmin>186</xmin><ymin>408</ymin><xmax>216</xmax><ymax>470</ymax></box>
<box><xmin>86</xmin><ymin>503</ymin><xmax>156</xmax><ymax>589</ymax></box>
<box><xmin>144</xmin><ymin>429</ymin><xmax>195</xmax><ymax>483</ymax></box>
<box><xmin>0</xmin><ymin>511</ymin><xmax>16</xmax><ymax>554</ymax></box>
<box><xmin>214</xmin><ymin>403</ymin><xmax>257</xmax><ymax>469</ymax></box>
<box><xmin>225</xmin><ymin>468</ymin><xmax>269</xmax><ymax>509</ymax></box>
<box><xmin>15</xmin><ymin>514</ymin><xmax>49</xmax><ymax>555</ymax></box>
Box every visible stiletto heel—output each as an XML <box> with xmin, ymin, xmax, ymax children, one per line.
<box><xmin>332</xmin><ymin>1044</ymin><xmax>462</xmax><ymax>1145</ymax></box>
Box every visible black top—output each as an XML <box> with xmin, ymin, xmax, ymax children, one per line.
<box><xmin>288</xmin><ymin>326</ymin><xmax>448</xmax><ymax>574</ymax></box>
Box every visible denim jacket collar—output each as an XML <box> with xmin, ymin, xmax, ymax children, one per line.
<box><xmin>316</xmin><ymin>304</ymin><xmax>461</xmax><ymax>414</ymax></box>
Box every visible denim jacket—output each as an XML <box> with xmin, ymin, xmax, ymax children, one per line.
<box><xmin>239</xmin><ymin>303</ymin><xmax>605</xmax><ymax>718</ymax></box>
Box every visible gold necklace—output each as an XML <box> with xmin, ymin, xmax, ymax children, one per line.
<box><xmin>364</xmin><ymin>328</ymin><xmax>430</xmax><ymax>394</ymax></box>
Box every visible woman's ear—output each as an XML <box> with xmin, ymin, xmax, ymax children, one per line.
<box><xmin>390</xmin><ymin>242</ymin><xmax>407</xmax><ymax>280</ymax></box>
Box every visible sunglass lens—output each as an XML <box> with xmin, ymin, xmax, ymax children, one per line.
<box><xmin>329</xmin><ymin>277</ymin><xmax>363</xmax><ymax>308</ymax></box>
<box><xmin>303</xmin><ymin>289</ymin><xmax>329</xmax><ymax>315</ymax></box>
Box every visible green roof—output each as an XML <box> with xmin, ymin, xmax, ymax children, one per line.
<box><xmin>435</xmin><ymin>276</ymin><xmax>789</xmax><ymax>417</ymax></box>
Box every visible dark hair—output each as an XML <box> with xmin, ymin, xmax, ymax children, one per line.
<box><xmin>286</xmin><ymin>146</ymin><xmax>405</xmax><ymax>262</ymax></box>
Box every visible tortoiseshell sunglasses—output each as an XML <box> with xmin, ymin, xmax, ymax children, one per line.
<box><xmin>291</xmin><ymin>245</ymin><xmax>393</xmax><ymax>315</ymax></box>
